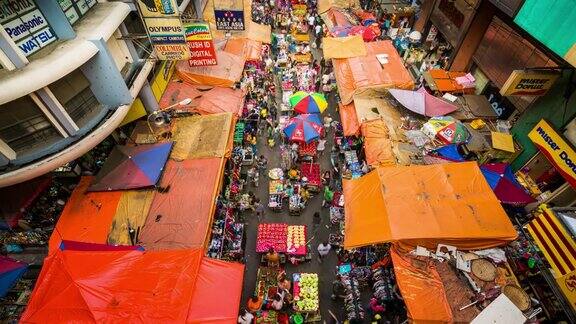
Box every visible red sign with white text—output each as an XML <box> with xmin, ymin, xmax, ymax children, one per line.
<box><xmin>187</xmin><ymin>40</ymin><xmax>217</xmax><ymax>66</ymax></box>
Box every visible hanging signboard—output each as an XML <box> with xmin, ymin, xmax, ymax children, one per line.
<box><xmin>184</xmin><ymin>21</ymin><xmax>217</xmax><ymax>66</ymax></box>
<box><xmin>500</xmin><ymin>70</ymin><xmax>560</xmax><ymax>96</ymax></box>
<box><xmin>214</xmin><ymin>10</ymin><xmax>245</xmax><ymax>30</ymax></box>
<box><xmin>136</xmin><ymin>0</ymin><xmax>179</xmax><ymax>17</ymax></box>
<box><xmin>147</xmin><ymin>17</ymin><xmax>190</xmax><ymax>60</ymax></box>
<box><xmin>528</xmin><ymin>119</ymin><xmax>576</xmax><ymax>188</ymax></box>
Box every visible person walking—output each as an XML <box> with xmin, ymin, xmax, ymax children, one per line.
<box><xmin>317</xmin><ymin>241</ymin><xmax>331</xmax><ymax>263</ymax></box>
<box><xmin>317</xmin><ymin>138</ymin><xmax>326</xmax><ymax>156</ymax></box>
<box><xmin>254</xmin><ymin>198</ymin><xmax>265</xmax><ymax>221</ymax></box>
<box><xmin>313</xmin><ymin>211</ymin><xmax>321</xmax><ymax>234</ymax></box>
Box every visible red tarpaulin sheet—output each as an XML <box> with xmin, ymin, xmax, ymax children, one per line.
<box><xmin>48</xmin><ymin>177</ymin><xmax>123</xmax><ymax>251</ymax></box>
<box><xmin>0</xmin><ymin>176</ymin><xmax>51</xmax><ymax>229</ymax></box>
<box><xmin>159</xmin><ymin>82</ymin><xmax>245</xmax><ymax>117</ymax></box>
<box><xmin>138</xmin><ymin>158</ymin><xmax>225</xmax><ymax>250</ymax></box>
<box><xmin>21</xmin><ymin>247</ymin><xmax>244</xmax><ymax>323</ymax></box>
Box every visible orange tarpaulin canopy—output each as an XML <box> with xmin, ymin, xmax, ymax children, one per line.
<box><xmin>138</xmin><ymin>158</ymin><xmax>225</xmax><ymax>250</ymax></box>
<box><xmin>224</xmin><ymin>37</ymin><xmax>263</xmax><ymax>61</ymax></box>
<box><xmin>21</xmin><ymin>247</ymin><xmax>244</xmax><ymax>323</ymax></box>
<box><xmin>333</xmin><ymin>40</ymin><xmax>414</xmax><ymax>105</ymax></box>
<box><xmin>361</xmin><ymin>120</ymin><xmax>396</xmax><ymax>167</ymax></box>
<box><xmin>176</xmin><ymin>51</ymin><xmax>245</xmax><ymax>88</ymax></box>
<box><xmin>48</xmin><ymin>177</ymin><xmax>122</xmax><ymax>251</ymax></box>
<box><xmin>343</xmin><ymin>162</ymin><xmax>517</xmax><ymax>249</ymax></box>
<box><xmin>339</xmin><ymin>102</ymin><xmax>360</xmax><ymax>136</ymax></box>
<box><xmin>391</xmin><ymin>246</ymin><xmax>453</xmax><ymax>323</ymax></box>
<box><xmin>159</xmin><ymin>81</ymin><xmax>245</xmax><ymax>117</ymax></box>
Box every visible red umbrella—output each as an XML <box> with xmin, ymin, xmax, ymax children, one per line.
<box><xmin>480</xmin><ymin>163</ymin><xmax>536</xmax><ymax>205</ymax></box>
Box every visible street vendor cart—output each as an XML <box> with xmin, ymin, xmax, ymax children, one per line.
<box><xmin>300</xmin><ymin>163</ymin><xmax>322</xmax><ymax>192</ymax></box>
<box><xmin>269</xmin><ymin>179</ymin><xmax>285</xmax><ymax>211</ymax></box>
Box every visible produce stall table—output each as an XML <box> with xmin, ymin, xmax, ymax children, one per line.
<box><xmin>300</xmin><ymin>163</ymin><xmax>321</xmax><ymax>192</ymax></box>
<box><xmin>255</xmin><ymin>266</ymin><xmax>281</xmax><ymax>301</ymax></box>
<box><xmin>293</xmin><ymin>273</ymin><xmax>319</xmax><ymax>312</ymax></box>
<box><xmin>268</xmin><ymin>179</ymin><xmax>285</xmax><ymax>211</ymax></box>
<box><xmin>256</xmin><ymin>223</ymin><xmax>307</xmax><ymax>256</ymax></box>
<box><xmin>298</xmin><ymin>141</ymin><xmax>317</xmax><ymax>161</ymax></box>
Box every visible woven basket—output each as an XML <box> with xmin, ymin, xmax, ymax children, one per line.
<box><xmin>471</xmin><ymin>258</ymin><xmax>497</xmax><ymax>281</ymax></box>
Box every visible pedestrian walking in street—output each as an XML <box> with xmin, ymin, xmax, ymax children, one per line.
<box><xmin>317</xmin><ymin>241</ymin><xmax>331</xmax><ymax>263</ymax></box>
<box><xmin>317</xmin><ymin>138</ymin><xmax>326</xmax><ymax>156</ymax></box>
<box><xmin>257</xmin><ymin>155</ymin><xmax>268</xmax><ymax>174</ymax></box>
<box><xmin>247</xmin><ymin>166</ymin><xmax>257</xmax><ymax>187</ymax></box>
<box><xmin>313</xmin><ymin>211</ymin><xmax>321</xmax><ymax>234</ymax></box>
<box><xmin>254</xmin><ymin>198</ymin><xmax>265</xmax><ymax>221</ymax></box>
<box><xmin>323</xmin><ymin>186</ymin><xmax>334</xmax><ymax>207</ymax></box>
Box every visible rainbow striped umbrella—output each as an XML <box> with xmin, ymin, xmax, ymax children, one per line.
<box><xmin>289</xmin><ymin>91</ymin><xmax>328</xmax><ymax>114</ymax></box>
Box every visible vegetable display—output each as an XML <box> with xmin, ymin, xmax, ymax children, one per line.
<box><xmin>293</xmin><ymin>273</ymin><xmax>319</xmax><ymax>312</ymax></box>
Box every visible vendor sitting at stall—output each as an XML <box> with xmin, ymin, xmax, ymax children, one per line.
<box><xmin>285</xmin><ymin>184</ymin><xmax>294</xmax><ymax>197</ymax></box>
<box><xmin>270</xmin><ymin>292</ymin><xmax>284</xmax><ymax>311</ymax></box>
<box><xmin>266</xmin><ymin>247</ymin><xmax>280</xmax><ymax>267</ymax></box>
<box><xmin>277</xmin><ymin>272</ymin><xmax>292</xmax><ymax>291</ymax></box>
<box><xmin>300</xmin><ymin>185</ymin><xmax>311</xmax><ymax>202</ymax></box>
<box><xmin>287</xmin><ymin>168</ymin><xmax>300</xmax><ymax>180</ymax></box>
<box><xmin>247</xmin><ymin>294</ymin><xmax>263</xmax><ymax>313</ymax></box>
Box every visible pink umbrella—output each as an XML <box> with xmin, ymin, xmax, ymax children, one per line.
<box><xmin>389</xmin><ymin>88</ymin><xmax>459</xmax><ymax>117</ymax></box>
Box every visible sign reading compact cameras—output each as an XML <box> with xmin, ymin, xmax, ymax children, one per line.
<box><xmin>137</xmin><ymin>0</ymin><xmax>190</xmax><ymax>60</ymax></box>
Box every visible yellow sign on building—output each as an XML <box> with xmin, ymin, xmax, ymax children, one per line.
<box><xmin>528</xmin><ymin>119</ymin><xmax>576</xmax><ymax>188</ymax></box>
<box><xmin>136</xmin><ymin>0</ymin><xmax>179</xmax><ymax>17</ymax></box>
<box><xmin>500</xmin><ymin>70</ymin><xmax>559</xmax><ymax>96</ymax></box>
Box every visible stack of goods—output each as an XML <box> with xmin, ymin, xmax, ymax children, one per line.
<box><xmin>344</xmin><ymin>151</ymin><xmax>363</xmax><ymax>178</ymax></box>
<box><xmin>372</xmin><ymin>266</ymin><xmax>396</xmax><ymax>301</ymax></box>
<box><xmin>208</xmin><ymin>217</ymin><xmax>225</xmax><ymax>258</ymax></box>
<box><xmin>329</xmin><ymin>233</ymin><xmax>343</xmax><ymax>246</ymax></box>
<box><xmin>298</xmin><ymin>141</ymin><xmax>317</xmax><ymax>158</ymax></box>
<box><xmin>269</xmin><ymin>179</ymin><xmax>285</xmax><ymax>195</ymax></box>
<box><xmin>222</xmin><ymin>222</ymin><xmax>244</xmax><ymax>260</ymax></box>
<box><xmin>256</xmin><ymin>267</ymin><xmax>280</xmax><ymax>299</ymax></box>
<box><xmin>0</xmin><ymin>230</ymin><xmax>48</xmax><ymax>246</ymax></box>
<box><xmin>329</xmin><ymin>207</ymin><xmax>344</xmax><ymax>224</ymax></box>
<box><xmin>286</xmin><ymin>225</ymin><xmax>306</xmax><ymax>255</ymax></box>
<box><xmin>350</xmin><ymin>266</ymin><xmax>372</xmax><ymax>287</ymax></box>
<box><xmin>256</xmin><ymin>310</ymin><xmax>278</xmax><ymax>324</ymax></box>
<box><xmin>256</xmin><ymin>223</ymin><xmax>288</xmax><ymax>253</ymax></box>
<box><xmin>234</xmin><ymin>122</ymin><xmax>245</xmax><ymax>145</ymax></box>
<box><xmin>300</xmin><ymin>163</ymin><xmax>321</xmax><ymax>191</ymax></box>
<box><xmin>341</xmin><ymin>274</ymin><xmax>365</xmax><ymax>321</ymax></box>
<box><xmin>293</xmin><ymin>273</ymin><xmax>319</xmax><ymax>312</ymax></box>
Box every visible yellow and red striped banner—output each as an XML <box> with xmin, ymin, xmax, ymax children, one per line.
<box><xmin>527</xmin><ymin>208</ymin><xmax>576</xmax><ymax>277</ymax></box>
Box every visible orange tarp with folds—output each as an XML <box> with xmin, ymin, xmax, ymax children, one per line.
<box><xmin>343</xmin><ymin>162</ymin><xmax>518</xmax><ymax>249</ymax></box>
<box><xmin>160</xmin><ymin>81</ymin><xmax>245</xmax><ymax>117</ymax></box>
<box><xmin>21</xmin><ymin>248</ymin><xmax>245</xmax><ymax>323</ymax></box>
<box><xmin>176</xmin><ymin>51</ymin><xmax>245</xmax><ymax>88</ymax></box>
<box><xmin>48</xmin><ymin>177</ymin><xmax>122</xmax><ymax>251</ymax></box>
<box><xmin>138</xmin><ymin>158</ymin><xmax>225</xmax><ymax>250</ymax></box>
<box><xmin>361</xmin><ymin>120</ymin><xmax>396</xmax><ymax>167</ymax></box>
<box><xmin>333</xmin><ymin>40</ymin><xmax>414</xmax><ymax>105</ymax></box>
<box><xmin>339</xmin><ymin>102</ymin><xmax>360</xmax><ymax>136</ymax></box>
<box><xmin>189</xmin><ymin>258</ymin><xmax>245</xmax><ymax>323</ymax></box>
<box><xmin>224</xmin><ymin>38</ymin><xmax>263</xmax><ymax>61</ymax></box>
<box><xmin>391</xmin><ymin>246</ymin><xmax>453</xmax><ymax>323</ymax></box>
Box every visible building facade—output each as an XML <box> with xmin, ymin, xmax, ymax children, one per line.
<box><xmin>0</xmin><ymin>0</ymin><xmax>165</xmax><ymax>187</ymax></box>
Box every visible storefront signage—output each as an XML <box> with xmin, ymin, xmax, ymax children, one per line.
<box><xmin>425</xmin><ymin>25</ymin><xmax>437</xmax><ymax>43</ymax></box>
<box><xmin>146</xmin><ymin>17</ymin><xmax>190</xmax><ymax>60</ymax></box>
<box><xmin>137</xmin><ymin>0</ymin><xmax>179</xmax><ymax>17</ymax></box>
<box><xmin>529</xmin><ymin>119</ymin><xmax>576</xmax><ymax>188</ymax></box>
<box><xmin>483</xmin><ymin>83</ymin><xmax>515</xmax><ymax>119</ymax></box>
<box><xmin>557</xmin><ymin>270</ymin><xmax>576</xmax><ymax>311</ymax></box>
<box><xmin>184</xmin><ymin>21</ymin><xmax>217</xmax><ymax>66</ymax></box>
<box><xmin>214</xmin><ymin>10</ymin><xmax>244</xmax><ymax>30</ymax></box>
<box><xmin>500</xmin><ymin>70</ymin><xmax>560</xmax><ymax>96</ymax></box>
<box><xmin>0</xmin><ymin>1</ymin><xmax>57</xmax><ymax>57</ymax></box>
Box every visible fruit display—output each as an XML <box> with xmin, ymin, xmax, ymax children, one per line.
<box><xmin>286</xmin><ymin>225</ymin><xmax>307</xmax><ymax>255</ymax></box>
<box><xmin>298</xmin><ymin>141</ymin><xmax>317</xmax><ymax>157</ymax></box>
<box><xmin>293</xmin><ymin>273</ymin><xmax>319</xmax><ymax>312</ymax></box>
<box><xmin>269</xmin><ymin>179</ymin><xmax>285</xmax><ymax>195</ymax></box>
<box><xmin>300</xmin><ymin>163</ymin><xmax>321</xmax><ymax>189</ymax></box>
<box><xmin>256</xmin><ymin>223</ymin><xmax>288</xmax><ymax>252</ymax></box>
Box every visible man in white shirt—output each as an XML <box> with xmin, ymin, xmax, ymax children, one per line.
<box><xmin>317</xmin><ymin>241</ymin><xmax>331</xmax><ymax>263</ymax></box>
<box><xmin>238</xmin><ymin>309</ymin><xmax>254</xmax><ymax>324</ymax></box>
<box><xmin>307</xmin><ymin>14</ymin><xmax>315</xmax><ymax>26</ymax></box>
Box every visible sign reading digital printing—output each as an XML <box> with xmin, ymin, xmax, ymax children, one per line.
<box><xmin>137</xmin><ymin>0</ymin><xmax>179</xmax><ymax>17</ymax></box>
<box><xmin>529</xmin><ymin>119</ymin><xmax>576</xmax><ymax>188</ymax></box>
<box><xmin>0</xmin><ymin>0</ymin><xmax>57</xmax><ymax>57</ymax></box>
<box><xmin>214</xmin><ymin>10</ymin><xmax>245</xmax><ymax>30</ymax></box>
<box><xmin>184</xmin><ymin>22</ymin><xmax>217</xmax><ymax>66</ymax></box>
<box><xmin>146</xmin><ymin>17</ymin><xmax>190</xmax><ymax>60</ymax></box>
<box><xmin>500</xmin><ymin>70</ymin><xmax>560</xmax><ymax>96</ymax></box>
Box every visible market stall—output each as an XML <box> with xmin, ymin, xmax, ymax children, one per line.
<box><xmin>269</xmin><ymin>179</ymin><xmax>285</xmax><ymax>211</ymax></box>
<box><xmin>300</xmin><ymin>163</ymin><xmax>322</xmax><ymax>192</ymax></box>
<box><xmin>293</xmin><ymin>273</ymin><xmax>319</xmax><ymax>312</ymax></box>
<box><xmin>256</xmin><ymin>223</ymin><xmax>308</xmax><ymax>256</ymax></box>
<box><xmin>298</xmin><ymin>141</ymin><xmax>317</xmax><ymax>161</ymax></box>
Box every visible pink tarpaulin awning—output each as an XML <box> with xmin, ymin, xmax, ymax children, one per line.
<box><xmin>389</xmin><ymin>88</ymin><xmax>458</xmax><ymax>117</ymax></box>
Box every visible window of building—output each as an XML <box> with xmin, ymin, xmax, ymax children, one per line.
<box><xmin>58</xmin><ymin>0</ymin><xmax>97</xmax><ymax>25</ymax></box>
<box><xmin>0</xmin><ymin>0</ymin><xmax>58</xmax><ymax>57</ymax></box>
<box><xmin>50</xmin><ymin>69</ymin><xmax>101</xmax><ymax>128</ymax></box>
<box><xmin>0</xmin><ymin>96</ymin><xmax>61</xmax><ymax>154</ymax></box>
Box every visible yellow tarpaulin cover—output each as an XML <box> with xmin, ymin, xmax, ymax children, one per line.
<box><xmin>333</xmin><ymin>41</ymin><xmax>414</xmax><ymax>105</ymax></box>
<box><xmin>107</xmin><ymin>190</ymin><xmax>155</xmax><ymax>245</ymax></box>
<box><xmin>318</xmin><ymin>0</ymin><xmax>360</xmax><ymax>13</ymax></box>
<box><xmin>343</xmin><ymin>162</ymin><xmax>518</xmax><ymax>249</ymax></box>
<box><xmin>338</xmin><ymin>102</ymin><xmax>360</xmax><ymax>136</ymax></box>
<box><xmin>323</xmin><ymin>36</ymin><xmax>367</xmax><ymax>59</ymax></box>
<box><xmin>361</xmin><ymin>120</ymin><xmax>396</xmax><ymax>167</ymax></box>
<box><xmin>491</xmin><ymin>131</ymin><xmax>515</xmax><ymax>153</ymax></box>
<box><xmin>171</xmin><ymin>113</ymin><xmax>234</xmax><ymax>160</ymax></box>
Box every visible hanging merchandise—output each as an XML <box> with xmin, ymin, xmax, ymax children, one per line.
<box><xmin>341</xmin><ymin>274</ymin><xmax>365</xmax><ymax>321</ymax></box>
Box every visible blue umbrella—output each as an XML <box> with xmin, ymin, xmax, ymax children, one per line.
<box><xmin>283</xmin><ymin>114</ymin><xmax>324</xmax><ymax>143</ymax></box>
<box><xmin>0</xmin><ymin>256</ymin><xmax>27</xmax><ymax>297</ymax></box>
